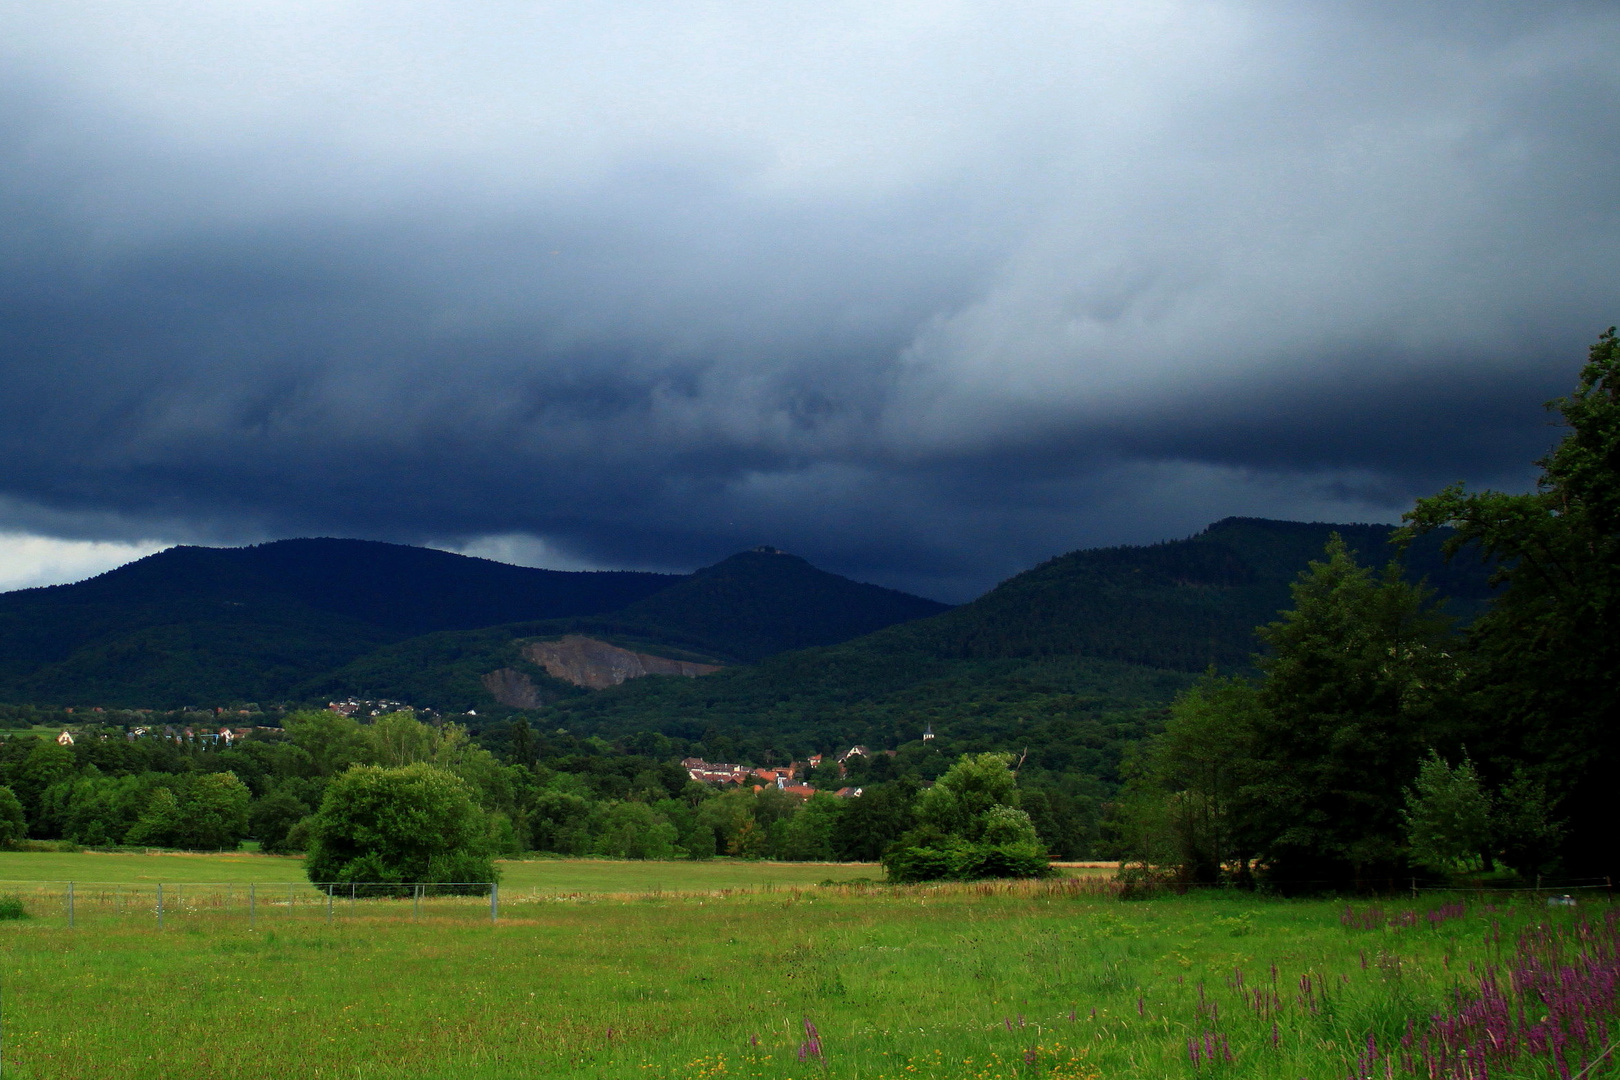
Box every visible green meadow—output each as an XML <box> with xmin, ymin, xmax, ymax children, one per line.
<box><xmin>0</xmin><ymin>850</ymin><xmax>888</xmax><ymax>892</ymax></box>
<box><xmin>0</xmin><ymin>854</ymin><xmax>1603</xmax><ymax>1080</ymax></box>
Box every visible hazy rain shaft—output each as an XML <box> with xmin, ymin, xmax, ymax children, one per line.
<box><xmin>1</xmin><ymin>0</ymin><xmax>1617</xmax><ymax>598</ymax></box>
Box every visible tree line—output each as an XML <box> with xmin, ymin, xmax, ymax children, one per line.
<box><xmin>0</xmin><ymin>704</ymin><xmax>1087</xmax><ymax>880</ymax></box>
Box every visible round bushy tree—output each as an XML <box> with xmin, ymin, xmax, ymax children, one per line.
<box><xmin>304</xmin><ymin>763</ymin><xmax>497</xmax><ymax>890</ymax></box>
<box><xmin>882</xmin><ymin>753</ymin><xmax>1051</xmax><ymax>882</ymax></box>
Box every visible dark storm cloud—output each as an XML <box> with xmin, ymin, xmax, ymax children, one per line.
<box><xmin>0</xmin><ymin>0</ymin><xmax>1617</xmax><ymax>600</ymax></box>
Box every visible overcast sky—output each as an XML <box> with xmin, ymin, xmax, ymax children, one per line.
<box><xmin>0</xmin><ymin>1</ymin><xmax>1615</xmax><ymax>600</ymax></box>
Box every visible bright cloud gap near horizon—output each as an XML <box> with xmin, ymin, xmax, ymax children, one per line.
<box><xmin>0</xmin><ymin>534</ymin><xmax>172</xmax><ymax>593</ymax></box>
<box><xmin>0</xmin><ymin>1</ymin><xmax>1614</xmax><ymax>601</ymax></box>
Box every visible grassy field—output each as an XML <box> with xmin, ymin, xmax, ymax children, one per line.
<box><xmin>0</xmin><ymin>865</ymin><xmax>1610</xmax><ymax>1080</ymax></box>
<box><xmin>0</xmin><ymin>850</ymin><xmax>889</xmax><ymax>892</ymax></box>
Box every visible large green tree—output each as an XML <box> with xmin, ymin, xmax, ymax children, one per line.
<box><xmin>304</xmin><ymin>763</ymin><xmax>497</xmax><ymax>889</ymax></box>
<box><xmin>882</xmin><ymin>753</ymin><xmax>1051</xmax><ymax>881</ymax></box>
<box><xmin>1115</xmin><ymin>674</ymin><xmax>1265</xmax><ymax>884</ymax></box>
<box><xmin>1245</xmin><ymin>537</ymin><xmax>1458</xmax><ymax>885</ymax></box>
<box><xmin>1402</xmin><ymin>329</ymin><xmax>1620</xmax><ymax>876</ymax></box>
<box><xmin>1117</xmin><ymin>538</ymin><xmax>1458</xmax><ymax>887</ymax></box>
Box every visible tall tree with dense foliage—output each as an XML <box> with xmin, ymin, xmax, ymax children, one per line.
<box><xmin>1115</xmin><ymin>674</ymin><xmax>1265</xmax><ymax>884</ymax></box>
<box><xmin>1245</xmin><ymin>536</ymin><xmax>1458</xmax><ymax>885</ymax></box>
<box><xmin>1119</xmin><ymin>538</ymin><xmax>1460</xmax><ymax>888</ymax></box>
<box><xmin>1402</xmin><ymin>329</ymin><xmax>1620</xmax><ymax>876</ymax></box>
<box><xmin>125</xmin><ymin>773</ymin><xmax>252</xmax><ymax>850</ymax></box>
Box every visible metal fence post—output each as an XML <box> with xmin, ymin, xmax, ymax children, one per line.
<box><xmin>249</xmin><ymin>883</ymin><xmax>255</xmax><ymax>929</ymax></box>
<box><xmin>326</xmin><ymin>884</ymin><xmax>333</xmax><ymax>924</ymax></box>
<box><xmin>156</xmin><ymin>883</ymin><xmax>164</xmax><ymax>928</ymax></box>
<box><xmin>490</xmin><ymin>882</ymin><xmax>498</xmax><ymax>924</ymax></box>
<box><xmin>289</xmin><ymin>882</ymin><xmax>295</xmax><ymax>917</ymax></box>
<box><xmin>66</xmin><ymin>882</ymin><xmax>74</xmax><ymax>928</ymax></box>
<box><xmin>413</xmin><ymin>884</ymin><xmax>420</xmax><ymax>922</ymax></box>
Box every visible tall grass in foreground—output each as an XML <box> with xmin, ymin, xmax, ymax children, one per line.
<box><xmin>0</xmin><ymin>877</ymin><xmax>1612</xmax><ymax>1080</ymax></box>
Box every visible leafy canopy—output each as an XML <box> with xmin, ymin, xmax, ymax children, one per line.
<box><xmin>883</xmin><ymin>753</ymin><xmax>1051</xmax><ymax>882</ymax></box>
<box><xmin>1401</xmin><ymin>752</ymin><xmax>1492</xmax><ymax>873</ymax></box>
<box><xmin>304</xmin><ymin>763</ymin><xmax>497</xmax><ymax>888</ymax></box>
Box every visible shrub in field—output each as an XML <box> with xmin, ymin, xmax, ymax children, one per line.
<box><xmin>304</xmin><ymin>762</ymin><xmax>497</xmax><ymax>890</ymax></box>
<box><xmin>0</xmin><ymin>894</ymin><xmax>27</xmax><ymax>920</ymax></box>
<box><xmin>883</xmin><ymin>753</ymin><xmax>1052</xmax><ymax>882</ymax></box>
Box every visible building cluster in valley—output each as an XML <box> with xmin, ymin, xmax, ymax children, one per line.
<box><xmin>326</xmin><ymin>698</ymin><xmax>413</xmax><ymax>718</ymax></box>
<box><xmin>681</xmin><ymin>744</ymin><xmax>886</xmax><ymax>799</ymax></box>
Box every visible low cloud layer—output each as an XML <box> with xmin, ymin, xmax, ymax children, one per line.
<box><xmin>1</xmin><ymin>1</ymin><xmax>1616</xmax><ymax>599</ymax></box>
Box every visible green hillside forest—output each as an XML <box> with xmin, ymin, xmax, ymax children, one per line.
<box><xmin>0</xmin><ymin>541</ymin><xmax>944</xmax><ymax>708</ymax></box>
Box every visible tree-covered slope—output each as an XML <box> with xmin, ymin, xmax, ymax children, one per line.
<box><xmin>563</xmin><ymin>547</ymin><xmax>953</xmax><ymax>662</ymax></box>
<box><xmin>313</xmin><ymin>548</ymin><xmax>954</xmax><ymax>705</ymax></box>
<box><xmin>890</xmin><ymin>517</ymin><xmax>1494</xmax><ymax>671</ymax></box>
<box><xmin>0</xmin><ymin>539</ymin><xmax>679</xmax><ymax>706</ymax></box>
<box><xmin>506</xmin><ymin>518</ymin><xmax>1495</xmax><ymax>759</ymax></box>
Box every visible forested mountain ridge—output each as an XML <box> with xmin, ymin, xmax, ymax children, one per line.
<box><xmin>500</xmin><ymin>518</ymin><xmax>1495</xmax><ymax>788</ymax></box>
<box><xmin>587</xmin><ymin>547</ymin><xmax>953</xmax><ymax>662</ymax></box>
<box><xmin>0</xmin><ymin>516</ymin><xmax>1500</xmax><ymax>866</ymax></box>
<box><xmin>0</xmin><ymin>540</ymin><xmax>950</xmax><ymax>709</ymax></box>
<box><xmin>309</xmin><ymin>547</ymin><xmax>953</xmax><ymax>706</ymax></box>
<box><xmin>889</xmin><ymin>516</ymin><xmax>1494</xmax><ymax>671</ymax></box>
<box><xmin>0</xmin><ymin>539</ymin><xmax>680</xmax><ymax>706</ymax></box>
<box><xmin>0</xmin><ymin>518</ymin><xmax>1489</xmax><ymax>714</ymax></box>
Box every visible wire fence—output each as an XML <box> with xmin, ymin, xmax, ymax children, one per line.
<box><xmin>0</xmin><ymin>880</ymin><xmax>500</xmax><ymax>928</ymax></box>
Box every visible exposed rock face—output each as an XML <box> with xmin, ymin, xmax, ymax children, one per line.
<box><xmin>521</xmin><ymin>635</ymin><xmax>722</xmax><ymax>690</ymax></box>
<box><xmin>481</xmin><ymin>667</ymin><xmax>543</xmax><ymax>708</ymax></box>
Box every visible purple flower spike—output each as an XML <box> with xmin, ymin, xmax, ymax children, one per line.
<box><xmin>797</xmin><ymin>1017</ymin><xmax>824</xmax><ymax>1064</ymax></box>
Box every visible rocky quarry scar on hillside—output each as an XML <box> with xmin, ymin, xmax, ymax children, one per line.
<box><xmin>481</xmin><ymin>635</ymin><xmax>723</xmax><ymax>704</ymax></box>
